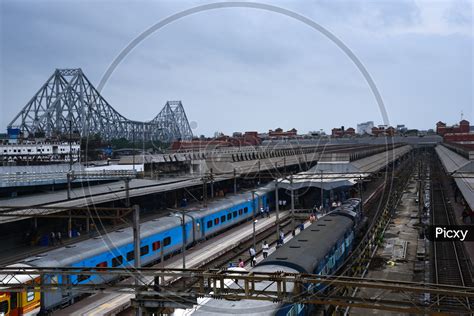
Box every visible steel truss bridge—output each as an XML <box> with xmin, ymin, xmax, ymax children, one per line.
<box><xmin>8</xmin><ymin>69</ymin><xmax>193</xmax><ymax>142</ymax></box>
<box><xmin>1</xmin><ymin>267</ymin><xmax>473</xmax><ymax>315</ymax></box>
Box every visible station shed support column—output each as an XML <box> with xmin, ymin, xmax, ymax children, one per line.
<box><xmin>234</xmin><ymin>168</ymin><xmax>237</xmax><ymax>194</ymax></box>
<box><xmin>290</xmin><ymin>175</ymin><xmax>295</xmax><ymax>234</ymax></box>
<box><xmin>320</xmin><ymin>171</ymin><xmax>324</xmax><ymax>210</ymax></box>
<box><xmin>252</xmin><ymin>190</ymin><xmax>256</xmax><ymax>251</ymax></box>
<box><xmin>210</xmin><ymin>168</ymin><xmax>214</xmax><ymax>198</ymax></box>
<box><xmin>275</xmin><ymin>180</ymin><xmax>280</xmax><ymax>240</ymax></box>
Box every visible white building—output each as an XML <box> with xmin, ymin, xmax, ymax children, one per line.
<box><xmin>357</xmin><ymin>121</ymin><xmax>374</xmax><ymax>135</ymax></box>
<box><xmin>0</xmin><ymin>142</ymin><xmax>80</xmax><ymax>162</ymax></box>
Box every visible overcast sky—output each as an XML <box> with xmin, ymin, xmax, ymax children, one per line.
<box><xmin>0</xmin><ymin>0</ymin><xmax>472</xmax><ymax>136</ymax></box>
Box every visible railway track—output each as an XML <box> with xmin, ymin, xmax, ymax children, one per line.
<box><xmin>431</xmin><ymin>157</ymin><xmax>473</xmax><ymax>312</ymax></box>
<box><xmin>139</xmin><ymin>180</ymin><xmax>389</xmax><ymax>312</ymax></box>
<box><xmin>330</xmin><ymin>150</ymin><xmax>415</xmax><ymax>315</ymax></box>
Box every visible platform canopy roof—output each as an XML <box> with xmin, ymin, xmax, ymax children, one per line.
<box><xmin>277</xmin><ymin>145</ymin><xmax>412</xmax><ymax>191</ymax></box>
<box><xmin>435</xmin><ymin>145</ymin><xmax>470</xmax><ymax>173</ymax></box>
<box><xmin>436</xmin><ymin>144</ymin><xmax>474</xmax><ymax>210</ymax></box>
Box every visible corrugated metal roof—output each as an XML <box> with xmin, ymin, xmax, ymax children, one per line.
<box><xmin>277</xmin><ymin>145</ymin><xmax>411</xmax><ymax>190</ymax></box>
<box><xmin>435</xmin><ymin>144</ymin><xmax>474</xmax><ymax>210</ymax></box>
<box><xmin>435</xmin><ymin>145</ymin><xmax>469</xmax><ymax>173</ymax></box>
<box><xmin>455</xmin><ymin>176</ymin><xmax>474</xmax><ymax>210</ymax></box>
<box><xmin>351</xmin><ymin>145</ymin><xmax>412</xmax><ymax>173</ymax></box>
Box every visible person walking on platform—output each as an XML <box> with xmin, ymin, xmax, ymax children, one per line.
<box><xmin>249</xmin><ymin>247</ymin><xmax>256</xmax><ymax>267</ymax></box>
<box><xmin>50</xmin><ymin>232</ymin><xmax>55</xmax><ymax>246</ymax></box>
<box><xmin>262</xmin><ymin>241</ymin><xmax>269</xmax><ymax>259</ymax></box>
<box><xmin>265</xmin><ymin>206</ymin><xmax>270</xmax><ymax>218</ymax></box>
<box><xmin>299</xmin><ymin>222</ymin><xmax>305</xmax><ymax>232</ymax></box>
<box><xmin>56</xmin><ymin>231</ymin><xmax>62</xmax><ymax>245</ymax></box>
<box><xmin>278</xmin><ymin>231</ymin><xmax>285</xmax><ymax>246</ymax></box>
<box><xmin>238</xmin><ymin>258</ymin><xmax>245</xmax><ymax>268</ymax></box>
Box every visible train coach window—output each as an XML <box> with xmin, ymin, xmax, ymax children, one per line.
<box><xmin>27</xmin><ymin>291</ymin><xmax>35</xmax><ymax>302</ymax></box>
<box><xmin>126</xmin><ymin>251</ymin><xmax>134</xmax><ymax>261</ymax></box>
<box><xmin>244</xmin><ymin>207</ymin><xmax>248</xmax><ymax>213</ymax></box>
<box><xmin>227</xmin><ymin>213</ymin><xmax>232</xmax><ymax>220</ymax></box>
<box><xmin>96</xmin><ymin>261</ymin><xmax>107</xmax><ymax>268</ymax></box>
<box><xmin>233</xmin><ymin>211</ymin><xmax>237</xmax><ymax>218</ymax></box>
<box><xmin>112</xmin><ymin>256</ymin><xmax>123</xmax><ymax>267</ymax></box>
<box><xmin>77</xmin><ymin>274</ymin><xmax>90</xmax><ymax>283</ymax></box>
<box><xmin>238</xmin><ymin>209</ymin><xmax>243</xmax><ymax>215</ymax></box>
<box><xmin>152</xmin><ymin>241</ymin><xmax>161</xmax><ymax>251</ymax></box>
<box><xmin>140</xmin><ymin>245</ymin><xmax>149</xmax><ymax>256</ymax></box>
<box><xmin>164</xmin><ymin>237</ymin><xmax>171</xmax><ymax>246</ymax></box>
<box><xmin>207</xmin><ymin>220</ymin><xmax>213</xmax><ymax>228</ymax></box>
<box><xmin>221</xmin><ymin>215</ymin><xmax>226</xmax><ymax>223</ymax></box>
<box><xmin>214</xmin><ymin>218</ymin><xmax>219</xmax><ymax>225</ymax></box>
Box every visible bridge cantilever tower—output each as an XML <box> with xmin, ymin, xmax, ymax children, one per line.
<box><xmin>8</xmin><ymin>68</ymin><xmax>193</xmax><ymax>142</ymax></box>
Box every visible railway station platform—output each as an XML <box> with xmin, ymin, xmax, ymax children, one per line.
<box><xmin>435</xmin><ymin>144</ymin><xmax>474</xmax><ymax>211</ymax></box>
<box><xmin>435</xmin><ymin>143</ymin><xmax>474</xmax><ymax>267</ymax></box>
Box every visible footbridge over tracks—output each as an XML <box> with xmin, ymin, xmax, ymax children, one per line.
<box><xmin>2</xmin><ymin>267</ymin><xmax>473</xmax><ymax>315</ymax></box>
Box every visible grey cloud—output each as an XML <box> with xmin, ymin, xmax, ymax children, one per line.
<box><xmin>1</xmin><ymin>0</ymin><xmax>472</xmax><ymax>136</ymax></box>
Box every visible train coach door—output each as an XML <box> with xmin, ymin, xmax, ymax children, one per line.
<box><xmin>196</xmin><ymin>218</ymin><xmax>204</xmax><ymax>240</ymax></box>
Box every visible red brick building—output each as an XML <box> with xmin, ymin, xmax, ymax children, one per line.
<box><xmin>345</xmin><ymin>127</ymin><xmax>356</xmax><ymax>136</ymax></box>
<box><xmin>268</xmin><ymin>128</ymin><xmax>297</xmax><ymax>138</ymax></box>
<box><xmin>331</xmin><ymin>127</ymin><xmax>355</xmax><ymax>138</ymax></box>
<box><xmin>371</xmin><ymin>126</ymin><xmax>397</xmax><ymax>137</ymax></box>
<box><xmin>386</xmin><ymin>126</ymin><xmax>396</xmax><ymax>136</ymax></box>
<box><xmin>171</xmin><ymin>131</ymin><xmax>262</xmax><ymax>151</ymax></box>
<box><xmin>331</xmin><ymin>128</ymin><xmax>344</xmax><ymax>138</ymax></box>
<box><xmin>436</xmin><ymin>119</ymin><xmax>473</xmax><ymax>145</ymax></box>
<box><xmin>443</xmin><ymin>133</ymin><xmax>474</xmax><ymax>143</ymax></box>
<box><xmin>436</xmin><ymin>120</ymin><xmax>470</xmax><ymax>136</ymax></box>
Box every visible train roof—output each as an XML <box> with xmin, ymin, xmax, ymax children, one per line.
<box><xmin>22</xmin><ymin>216</ymin><xmax>182</xmax><ymax>267</ymax></box>
<box><xmin>258</xmin><ymin>213</ymin><xmax>353</xmax><ymax>273</ymax></box>
<box><xmin>22</xmin><ymin>184</ymin><xmax>274</xmax><ymax>267</ymax></box>
<box><xmin>185</xmin><ymin>183</ymin><xmax>274</xmax><ymax>218</ymax></box>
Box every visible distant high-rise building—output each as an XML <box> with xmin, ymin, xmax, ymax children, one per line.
<box><xmin>357</xmin><ymin>121</ymin><xmax>374</xmax><ymax>135</ymax></box>
<box><xmin>396</xmin><ymin>124</ymin><xmax>407</xmax><ymax>134</ymax></box>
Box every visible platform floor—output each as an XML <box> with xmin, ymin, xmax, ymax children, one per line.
<box><xmin>440</xmin><ymin>170</ymin><xmax>474</xmax><ymax>268</ymax></box>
